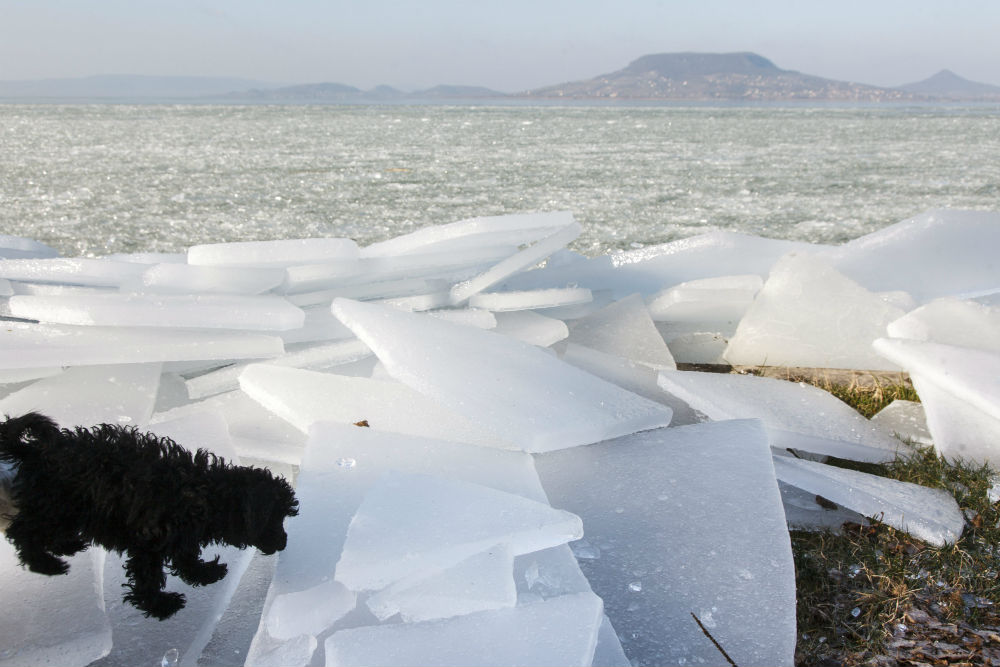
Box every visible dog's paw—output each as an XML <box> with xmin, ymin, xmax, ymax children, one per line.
<box><xmin>24</xmin><ymin>553</ymin><xmax>70</xmax><ymax>576</ymax></box>
<box><xmin>135</xmin><ymin>591</ymin><xmax>187</xmax><ymax>620</ymax></box>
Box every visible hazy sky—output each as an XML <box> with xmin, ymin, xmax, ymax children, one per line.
<box><xmin>3</xmin><ymin>0</ymin><xmax>999</xmax><ymax>91</ymax></box>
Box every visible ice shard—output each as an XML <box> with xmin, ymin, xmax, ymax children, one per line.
<box><xmin>723</xmin><ymin>252</ymin><xmax>905</xmax><ymax>370</ymax></box>
<box><xmin>324</xmin><ymin>592</ymin><xmax>603</xmax><ymax>667</ymax></box>
<box><xmin>874</xmin><ymin>337</ymin><xmax>1000</xmax><ymax>466</ymax></box>
<box><xmin>534</xmin><ymin>420</ymin><xmax>796</xmax><ymax>667</ymax></box>
<box><xmin>565</xmin><ymin>293</ymin><xmax>676</xmax><ymax>370</ymax></box>
<box><xmin>657</xmin><ymin>368</ymin><xmax>908</xmax><ymax>461</ymax></box>
<box><xmin>887</xmin><ymin>297</ymin><xmax>1000</xmax><ymax>353</ymax></box>
<box><xmin>773</xmin><ymin>456</ymin><xmax>964</xmax><ymax>546</ymax></box>
<box><xmin>187</xmin><ymin>238</ymin><xmax>359</xmax><ymax>267</ymax></box>
<box><xmin>333</xmin><ymin>471</ymin><xmax>583</xmax><ymax>591</ymax></box>
<box><xmin>330</xmin><ymin>298</ymin><xmax>673</xmax><ymax>452</ymax></box>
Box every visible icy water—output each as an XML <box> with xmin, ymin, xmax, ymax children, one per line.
<box><xmin>1</xmin><ymin>103</ymin><xmax>998</xmax><ymax>257</ymax></box>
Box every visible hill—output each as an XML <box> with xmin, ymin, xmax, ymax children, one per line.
<box><xmin>899</xmin><ymin>69</ymin><xmax>1000</xmax><ymax>100</ymax></box>
<box><xmin>522</xmin><ymin>52</ymin><xmax>919</xmax><ymax>102</ymax></box>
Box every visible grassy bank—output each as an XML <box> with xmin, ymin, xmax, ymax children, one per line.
<box><xmin>789</xmin><ymin>379</ymin><xmax>1000</xmax><ymax>666</ymax></box>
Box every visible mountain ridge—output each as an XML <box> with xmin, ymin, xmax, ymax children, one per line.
<box><xmin>2</xmin><ymin>54</ymin><xmax>998</xmax><ymax>103</ymax></box>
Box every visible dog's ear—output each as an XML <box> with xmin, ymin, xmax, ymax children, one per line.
<box><xmin>0</xmin><ymin>412</ymin><xmax>61</xmax><ymax>461</ymax></box>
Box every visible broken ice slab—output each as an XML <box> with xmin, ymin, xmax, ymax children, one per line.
<box><xmin>657</xmin><ymin>369</ymin><xmax>908</xmax><ymax>462</ymax></box>
<box><xmin>99</xmin><ymin>545</ymin><xmax>254</xmax><ymax>667</ymax></box>
<box><xmin>503</xmin><ymin>230</ymin><xmax>826</xmax><ymax>298</ymax></box>
<box><xmin>0</xmin><ymin>363</ymin><xmax>162</xmax><ymax>428</ymax></box>
<box><xmin>592</xmin><ymin>615</ymin><xmax>632</xmax><ymax>667</ymax></box>
<box><xmin>873</xmin><ymin>337</ymin><xmax>1000</xmax><ymax>466</ymax></box>
<box><xmin>559</xmin><ymin>344</ymin><xmax>702</xmax><ymax>426</ymax></box>
<box><xmin>277</xmin><ymin>306</ymin><xmax>355</xmax><ymax>345</ymax></box>
<box><xmin>187</xmin><ymin>237</ymin><xmax>360</xmax><ymax>268</ymax></box>
<box><xmin>870</xmin><ymin>400</ymin><xmax>933</xmax><ymax>447</ymax></box>
<box><xmin>361</xmin><ymin>211</ymin><xmax>576</xmax><ymax>258</ymax></box>
<box><xmin>534</xmin><ymin>420</ymin><xmax>796</xmax><ymax>667</ymax></box>
<box><xmin>772</xmin><ymin>456</ymin><xmax>964</xmax><ymax>546</ymax></box>
<box><xmin>448</xmin><ymin>222</ymin><xmax>582</xmax><ymax>305</ymax></box>
<box><xmin>130</xmin><ymin>262</ymin><xmax>287</xmax><ymax>295</ymax></box>
<box><xmin>818</xmin><ymin>209</ymin><xmax>1000</xmax><ymax>304</ymax></box>
<box><xmin>271</xmin><ymin>423</ymin><xmax>547</xmax><ymax>596</ymax></box>
<box><xmin>565</xmin><ymin>294</ymin><xmax>676</xmax><ymax>370</ymax></box>
<box><xmin>467</xmin><ymin>287</ymin><xmax>593</xmax><ymax>312</ymax></box>
<box><xmin>0</xmin><ymin>322</ymin><xmax>284</xmax><ymax>370</ymax></box>
<box><xmin>366</xmin><ymin>544</ymin><xmax>517</xmax><ymax>623</ymax></box>
<box><xmin>0</xmin><ymin>541</ymin><xmax>111</xmax><ymax>667</ymax></box>
<box><xmin>0</xmin><ymin>278</ymin><xmax>11</xmax><ymax>296</ymax></box>
<box><xmin>887</xmin><ymin>297</ymin><xmax>1000</xmax><ymax>353</ymax></box>
<box><xmin>334</xmin><ymin>471</ymin><xmax>583</xmax><ymax>591</ymax></box>
<box><xmin>8</xmin><ymin>293</ymin><xmax>305</xmax><ymax>331</ymax></box>
<box><xmin>426</xmin><ymin>307</ymin><xmax>498</xmax><ymax>330</ymax></box>
<box><xmin>0</xmin><ymin>366</ymin><xmax>63</xmax><ymax>385</ymax></box>
<box><xmin>282</xmin><ymin>246</ymin><xmax>514</xmax><ymax>294</ymax></box>
<box><xmin>331</xmin><ymin>298</ymin><xmax>673</xmax><ymax>452</ymax></box>
<box><xmin>492</xmin><ymin>310</ymin><xmax>568</xmax><ymax>347</ymax></box>
<box><xmin>779</xmin><ymin>480</ymin><xmax>870</xmax><ymax>532</ymax></box>
<box><xmin>153</xmin><ymin>390</ymin><xmax>307</xmax><ymax>466</ymax></box>
<box><xmin>185</xmin><ymin>338</ymin><xmax>372</xmax><ymax>399</ymax></box>
<box><xmin>0</xmin><ymin>257</ymin><xmax>145</xmax><ymax>287</ymax></box>
<box><xmin>646</xmin><ymin>274</ymin><xmax>763</xmax><ymax>324</ymax></box>
<box><xmin>0</xmin><ymin>234</ymin><xmax>59</xmax><ymax>260</ymax></box>
<box><xmin>324</xmin><ymin>592</ymin><xmax>603</xmax><ymax>667</ymax></box>
<box><xmin>723</xmin><ymin>252</ymin><xmax>905</xmax><ymax>371</ymax></box>
<box><xmin>146</xmin><ymin>408</ymin><xmax>241</xmax><ymax>462</ymax></box>
<box><xmin>239</xmin><ymin>364</ymin><xmax>513</xmax><ymax>449</ymax></box>
<box><xmin>375</xmin><ymin>290</ymin><xmax>453</xmax><ymax>312</ymax></box>
<box><xmin>265</xmin><ymin>580</ymin><xmax>357</xmax><ymax>640</ymax></box>
<box><xmin>659</xmin><ymin>330</ymin><xmax>730</xmax><ymax>365</ymax></box>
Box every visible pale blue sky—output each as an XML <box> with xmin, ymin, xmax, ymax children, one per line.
<box><xmin>2</xmin><ymin>0</ymin><xmax>998</xmax><ymax>91</ymax></box>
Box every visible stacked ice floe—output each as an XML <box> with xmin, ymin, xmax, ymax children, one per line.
<box><xmin>0</xmin><ymin>207</ymin><xmax>996</xmax><ymax>667</ymax></box>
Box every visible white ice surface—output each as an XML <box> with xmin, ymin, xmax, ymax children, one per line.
<box><xmin>449</xmin><ymin>223</ymin><xmax>582</xmax><ymax>305</ymax></box>
<box><xmin>657</xmin><ymin>369</ymin><xmax>908</xmax><ymax>462</ymax></box>
<box><xmin>333</xmin><ymin>471</ymin><xmax>583</xmax><ymax>591</ymax></box>
<box><xmin>187</xmin><ymin>238</ymin><xmax>359</xmax><ymax>268</ymax></box>
<box><xmin>8</xmin><ymin>293</ymin><xmax>305</xmax><ymax>331</ymax></box>
<box><xmin>238</xmin><ymin>364</ymin><xmax>513</xmax><ymax>449</ymax></box>
<box><xmin>0</xmin><ymin>543</ymin><xmax>110</xmax><ymax>667</ymax></box>
<box><xmin>132</xmin><ymin>262</ymin><xmax>286</xmax><ymax>295</ymax></box>
<box><xmin>491</xmin><ymin>310</ymin><xmax>568</xmax><ymax>347</ymax></box>
<box><xmin>773</xmin><ymin>456</ymin><xmax>964</xmax><ymax>546</ymax></box>
<box><xmin>365</xmin><ymin>543</ymin><xmax>517</xmax><ymax>623</ymax></box>
<box><xmin>331</xmin><ymin>298</ymin><xmax>673</xmax><ymax>452</ymax></box>
<box><xmin>724</xmin><ymin>252</ymin><xmax>904</xmax><ymax>370</ymax></box>
<box><xmin>819</xmin><ymin>209</ymin><xmax>1000</xmax><ymax>304</ymax></box>
<box><xmin>887</xmin><ymin>297</ymin><xmax>1000</xmax><ymax>353</ymax></box>
<box><xmin>534</xmin><ymin>420</ymin><xmax>796</xmax><ymax>667</ymax></box>
<box><xmin>646</xmin><ymin>273</ymin><xmax>762</xmax><ymax>324</ymax></box>
<box><xmin>467</xmin><ymin>287</ymin><xmax>593</xmax><ymax>312</ymax></box>
<box><xmin>565</xmin><ymin>293</ymin><xmax>676</xmax><ymax>370</ymax></box>
<box><xmin>870</xmin><ymin>400</ymin><xmax>934</xmax><ymax>447</ymax></box>
<box><xmin>324</xmin><ymin>592</ymin><xmax>603</xmax><ymax>667</ymax></box>
<box><xmin>0</xmin><ymin>257</ymin><xmax>145</xmax><ymax>288</ymax></box>
<box><xmin>0</xmin><ymin>363</ymin><xmax>162</xmax><ymax>428</ymax></box>
<box><xmin>873</xmin><ymin>337</ymin><xmax>1000</xmax><ymax>466</ymax></box>
<box><xmin>361</xmin><ymin>211</ymin><xmax>575</xmax><ymax>258</ymax></box>
<box><xmin>0</xmin><ymin>322</ymin><xmax>284</xmax><ymax>369</ymax></box>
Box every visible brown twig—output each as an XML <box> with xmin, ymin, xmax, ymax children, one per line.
<box><xmin>691</xmin><ymin>612</ymin><xmax>738</xmax><ymax>667</ymax></box>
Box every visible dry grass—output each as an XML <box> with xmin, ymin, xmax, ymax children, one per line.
<box><xmin>789</xmin><ymin>379</ymin><xmax>1000</xmax><ymax>666</ymax></box>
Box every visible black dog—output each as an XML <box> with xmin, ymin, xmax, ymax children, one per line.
<box><xmin>0</xmin><ymin>412</ymin><xmax>298</xmax><ymax>620</ymax></box>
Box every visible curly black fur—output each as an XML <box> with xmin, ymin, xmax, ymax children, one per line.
<box><xmin>0</xmin><ymin>412</ymin><xmax>298</xmax><ymax>620</ymax></box>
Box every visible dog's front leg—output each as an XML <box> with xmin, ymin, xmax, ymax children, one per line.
<box><xmin>5</xmin><ymin>517</ymin><xmax>70</xmax><ymax>575</ymax></box>
<box><xmin>169</xmin><ymin>550</ymin><xmax>228</xmax><ymax>586</ymax></box>
<box><xmin>123</xmin><ymin>551</ymin><xmax>186</xmax><ymax>620</ymax></box>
